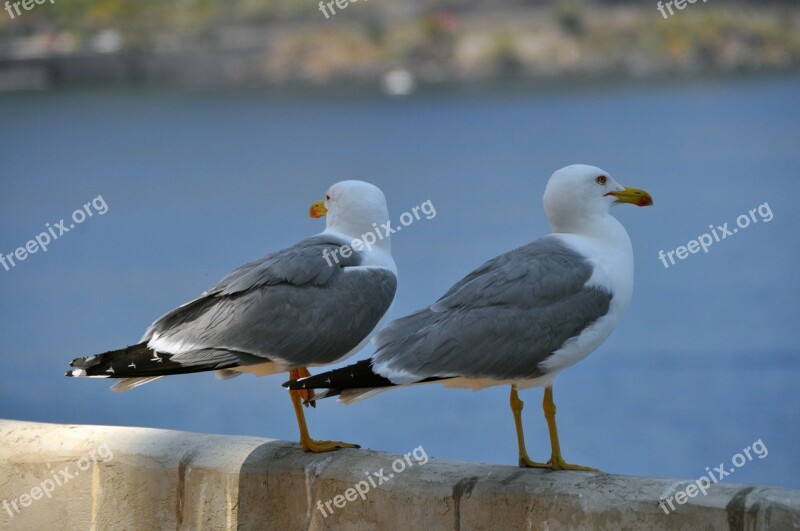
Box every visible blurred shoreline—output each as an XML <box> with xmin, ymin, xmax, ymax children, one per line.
<box><xmin>1</xmin><ymin>2</ymin><xmax>799</xmax><ymax>92</ymax></box>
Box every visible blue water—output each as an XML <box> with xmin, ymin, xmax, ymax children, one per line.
<box><xmin>1</xmin><ymin>74</ymin><xmax>799</xmax><ymax>490</ymax></box>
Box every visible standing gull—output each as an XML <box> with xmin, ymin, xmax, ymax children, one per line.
<box><xmin>287</xmin><ymin>165</ymin><xmax>652</xmax><ymax>469</ymax></box>
<box><xmin>67</xmin><ymin>180</ymin><xmax>397</xmax><ymax>453</ymax></box>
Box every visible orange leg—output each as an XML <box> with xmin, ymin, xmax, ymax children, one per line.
<box><xmin>510</xmin><ymin>385</ymin><xmax>600</xmax><ymax>472</ymax></box>
<box><xmin>541</xmin><ymin>386</ymin><xmax>600</xmax><ymax>472</ymax></box>
<box><xmin>288</xmin><ymin>367</ymin><xmax>359</xmax><ymax>453</ymax></box>
<box><xmin>510</xmin><ymin>385</ymin><xmax>549</xmax><ymax>468</ymax></box>
<box><xmin>292</xmin><ymin>367</ymin><xmax>316</xmax><ymax>408</ymax></box>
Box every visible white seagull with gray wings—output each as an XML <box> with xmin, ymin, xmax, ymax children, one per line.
<box><xmin>68</xmin><ymin>180</ymin><xmax>397</xmax><ymax>453</ymax></box>
<box><xmin>288</xmin><ymin>165</ymin><xmax>652</xmax><ymax>470</ymax></box>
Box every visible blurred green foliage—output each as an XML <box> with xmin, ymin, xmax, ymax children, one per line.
<box><xmin>0</xmin><ymin>0</ymin><xmax>796</xmax><ymax>85</ymax></box>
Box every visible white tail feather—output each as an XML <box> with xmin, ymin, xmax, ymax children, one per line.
<box><xmin>337</xmin><ymin>387</ymin><xmax>390</xmax><ymax>404</ymax></box>
<box><xmin>111</xmin><ymin>376</ymin><xmax>164</xmax><ymax>393</ymax></box>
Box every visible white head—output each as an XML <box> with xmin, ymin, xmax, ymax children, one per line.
<box><xmin>310</xmin><ymin>180</ymin><xmax>391</xmax><ymax>251</ymax></box>
<box><xmin>543</xmin><ymin>164</ymin><xmax>652</xmax><ymax>235</ymax></box>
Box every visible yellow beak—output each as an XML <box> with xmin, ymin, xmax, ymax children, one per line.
<box><xmin>605</xmin><ymin>186</ymin><xmax>653</xmax><ymax>207</ymax></box>
<box><xmin>309</xmin><ymin>200</ymin><xmax>328</xmax><ymax>218</ymax></box>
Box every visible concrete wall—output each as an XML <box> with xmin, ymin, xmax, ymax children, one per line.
<box><xmin>1</xmin><ymin>419</ymin><xmax>798</xmax><ymax>530</ymax></box>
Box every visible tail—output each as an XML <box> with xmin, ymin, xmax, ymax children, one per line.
<box><xmin>283</xmin><ymin>359</ymin><xmax>397</xmax><ymax>403</ymax></box>
<box><xmin>283</xmin><ymin>359</ymin><xmax>450</xmax><ymax>404</ymax></box>
<box><xmin>66</xmin><ymin>342</ymin><xmax>246</xmax><ymax>393</ymax></box>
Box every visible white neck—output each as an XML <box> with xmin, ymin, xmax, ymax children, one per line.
<box><xmin>552</xmin><ymin>212</ymin><xmax>634</xmax><ymax>308</ymax></box>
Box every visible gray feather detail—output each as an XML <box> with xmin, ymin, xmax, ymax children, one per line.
<box><xmin>204</xmin><ymin>234</ymin><xmax>359</xmax><ymax>296</ymax></box>
<box><xmin>142</xmin><ymin>234</ymin><xmax>397</xmax><ymax>368</ymax></box>
<box><xmin>373</xmin><ymin>236</ymin><xmax>611</xmax><ymax>381</ymax></box>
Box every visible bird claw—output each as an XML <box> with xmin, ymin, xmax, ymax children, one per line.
<box><xmin>297</xmin><ymin>387</ymin><xmax>316</xmax><ymax>408</ymax></box>
<box><xmin>519</xmin><ymin>455</ymin><xmax>550</xmax><ymax>468</ymax></box>
<box><xmin>519</xmin><ymin>454</ymin><xmax>601</xmax><ymax>472</ymax></box>
<box><xmin>546</xmin><ymin>455</ymin><xmax>601</xmax><ymax>472</ymax></box>
<box><xmin>300</xmin><ymin>438</ymin><xmax>360</xmax><ymax>453</ymax></box>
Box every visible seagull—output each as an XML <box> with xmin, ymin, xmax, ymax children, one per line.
<box><xmin>286</xmin><ymin>165</ymin><xmax>652</xmax><ymax>469</ymax></box>
<box><xmin>67</xmin><ymin>180</ymin><xmax>398</xmax><ymax>453</ymax></box>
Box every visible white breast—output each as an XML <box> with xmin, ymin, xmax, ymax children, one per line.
<box><xmin>537</xmin><ymin>217</ymin><xmax>634</xmax><ymax>378</ymax></box>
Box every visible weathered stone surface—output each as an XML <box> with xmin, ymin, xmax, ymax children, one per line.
<box><xmin>1</xmin><ymin>419</ymin><xmax>798</xmax><ymax>530</ymax></box>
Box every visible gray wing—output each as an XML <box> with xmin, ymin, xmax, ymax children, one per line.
<box><xmin>143</xmin><ymin>234</ymin><xmax>397</xmax><ymax>368</ymax></box>
<box><xmin>372</xmin><ymin>236</ymin><xmax>611</xmax><ymax>381</ymax></box>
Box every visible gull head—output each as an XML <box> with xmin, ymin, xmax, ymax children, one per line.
<box><xmin>543</xmin><ymin>164</ymin><xmax>652</xmax><ymax>235</ymax></box>
<box><xmin>310</xmin><ymin>180</ymin><xmax>391</xmax><ymax>247</ymax></box>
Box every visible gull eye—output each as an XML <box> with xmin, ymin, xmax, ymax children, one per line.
<box><xmin>596</xmin><ymin>176</ymin><xmax>607</xmax><ymax>185</ymax></box>
<box><xmin>326</xmin><ymin>194</ymin><xmax>331</xmax><ymax>201</ymax></box>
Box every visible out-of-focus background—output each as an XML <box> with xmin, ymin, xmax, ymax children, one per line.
<box><xmin>1</xmin><ymin>0</ymin><xmax>798</xmax><ymax>490</ymax></box>
<box><xmin>1</xmin><ymin>0</ymin><xmax>799</xmax><ymax>89</ymax></box>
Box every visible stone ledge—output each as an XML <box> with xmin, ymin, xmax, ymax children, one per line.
<box><xmin>1</xmin><ymin>419</ymin><xmax>798</xmax><ymax>530</ymax></box>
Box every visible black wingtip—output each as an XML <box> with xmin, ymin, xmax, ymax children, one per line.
<box><xmin>285</xmin><ymin>359</ymin><xmax>395</xmax><ymax>391</ymax></box>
